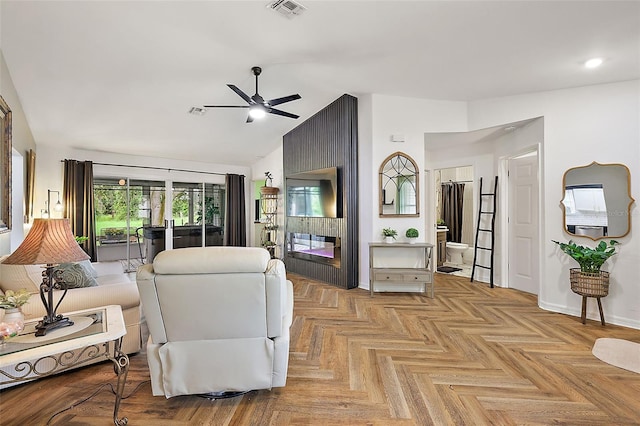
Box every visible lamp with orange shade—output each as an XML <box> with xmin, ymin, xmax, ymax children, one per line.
<box><xmin>2</xmin><ymin>219</ymin><xmax>89</xmax><ymax>336</ymax></box>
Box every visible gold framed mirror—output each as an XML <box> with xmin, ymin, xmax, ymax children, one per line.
<box><xmin>0</xmin><ymin>95</ymin><xmax>11</xmax><ymax>233</ymax></box>
<box><xmin>379</xmin><ymin>151</ymin><xmax>419</xmax><ymax>217</ymax></box>
<box><xmin>561</xmin><ymin>161</ymin><xmax>634</xmax><ymax>240</ymax></box>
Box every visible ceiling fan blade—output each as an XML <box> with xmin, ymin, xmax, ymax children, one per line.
<box><xmin>267</xmin><ymin>107</ymin><xmax>299</xmax><ymax>119</ymax></box>
<box><xmin>246</xmin><ymin>114</ymin><xmax>254</xmax><ymax>123</ymax></box>
<box><xmin>267</xmin><ymin>94</ymin><xmax>301</xmax><ymax>107</ymax></box>
<box><xmin>203</xmin><ymin>105</ymin><xmax>249</xmax><ymax>108</ymax></box>
<box><xmin>227</xmin><ymin>84</ymin><xmax>253</xmax><ymax>104</ymax></box>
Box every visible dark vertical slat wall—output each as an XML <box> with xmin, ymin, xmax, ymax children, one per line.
<box><xmin>283</xmin><ymin>94</ymin><xmax>359</xmax><ymax>289</ymax></box>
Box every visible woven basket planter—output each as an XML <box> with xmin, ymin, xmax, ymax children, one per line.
<box><xmin>570</xmin><ymin>268</ymin><xmax>609</xmax><ymax>297</ymax></box>
<box><xmin>260</xmin><ymin>186</ymin><xmax>279</xmax><ymax>195</ymax></box>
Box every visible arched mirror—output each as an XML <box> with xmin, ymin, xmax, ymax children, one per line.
<box><xmin>561</xmin><ymin>162</ymin><xmax>634</xmax><ymax>240</ymax></box>
<box><xmin>379</xmin><ymin>151</ymin><xmax>419</xmax><ymax>217</ymax></box>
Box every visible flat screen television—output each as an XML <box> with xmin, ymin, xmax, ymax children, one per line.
<box><xmin>286</xmin><ymin>167</ymin><xmax>343</xmax><ymax>218</ymax></box>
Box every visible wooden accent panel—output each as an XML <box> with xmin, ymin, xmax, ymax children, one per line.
<box><xmin>283</xmin><ymin>94</ymin><xmax>358</xmax><ymax>289</ymax></box>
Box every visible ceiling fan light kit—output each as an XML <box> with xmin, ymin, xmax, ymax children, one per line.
<box><xmin>249</xmin><ymin>105</ymin><xmax>267</xmax><ymax>119</ymax></box>
<box><xmin>203</xmin><ymin>66</ymin><xmax>301</xmax><ymax>123</ymax></box>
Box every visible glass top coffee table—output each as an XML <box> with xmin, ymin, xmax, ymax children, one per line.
<box><xmin>0</xmin><ymin>305</ymin><xmax>130</xmax><ymax>425</ymax></box>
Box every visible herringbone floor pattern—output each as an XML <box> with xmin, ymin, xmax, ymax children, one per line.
<box><xmin>1</xmin><ymin>273</ymin><xmax>639</xmax><ymax>425</ymax></box>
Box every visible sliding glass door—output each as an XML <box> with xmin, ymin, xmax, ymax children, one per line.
<box><xmin>171</xmin><ymin>182</ymin><xmax>225</xmax><ymax>249</ymax></box>
<box><xmin>94</xmin><ymin>178</ymin><xmax>166</xmax><ymax>271</ymax></box>
<box><xmin>94</xmin><ymin>178</ymin><xmax>224</xmax><ymax>271</ymax></box>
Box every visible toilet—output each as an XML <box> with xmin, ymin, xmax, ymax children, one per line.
<box><xmin>462</xmin><ymin>247</ymin><xmax>474</xmax><ymax>265</ymax></box>
<box><xmin>446</xmin><ymin>242</ymin><xmax>468</xmax><ymax>264</ymax></box>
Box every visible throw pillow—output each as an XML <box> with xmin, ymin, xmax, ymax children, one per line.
<box><xmin>54</xmin><ymin>262</ymin><xmax>99</xmax><ymax>289</ymax></box>
<box><xmin>77</xmin><ymin>260</ymin><xmax>98</xmax><ymax>278</ymax></box>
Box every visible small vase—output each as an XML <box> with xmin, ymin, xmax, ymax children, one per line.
<box><xmin>2</xmin><ymin>308</ymin><xmax>25</xmax><ymax>332</ymax></box>
<box><xmin>408</xmin><ymin>237</ymin><xmax>417</xmax><ymax>244</ymax></box>
<box><xmin>384</xmin><ymin>236</ymin><xmax>394</xmax><ymax>244</ymax></box>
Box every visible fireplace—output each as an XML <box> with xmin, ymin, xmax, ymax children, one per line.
<box><xmin>287</xmin><ymin>233</ymin><xmax>341</xmax><ymax>268</ymax></box>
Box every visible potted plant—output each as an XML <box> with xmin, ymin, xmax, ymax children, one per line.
<box><xmin>405</xmin><ymin>228</ymin><xmax>419</xmax><ymax>243</ymax></box>
<box><xmin>436</xmin><ymin>219</ymin><xmax>446</xmax><ymax>229</ymax></box>
<box><xmin>0</xmin><ymin>288</ymin><xmax>30</xmax><ymax>328</ymax></box>
<box><xmin>75</xmin><ymin>235</ymin><xmax>89</xmax><ymax>244</ymax></box>
<box><xmin>552</xmin><ymin>239</ymin><xmax>619</xmax><ymax>297</ymax></box>
<box><xmin>382</xmin><ymin>227</ymin><xmax>397</xmax><ymax>243</ymax></box>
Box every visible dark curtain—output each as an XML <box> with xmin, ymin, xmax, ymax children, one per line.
<box><xmin>441</xmin><ymin>182</ymin><xmax>465</xmax><ymax>243</ymax></box>
<box><xmin>63</xmin><ymin>160</ymin><xmax>97</xmax><ymax>261</ymax></box>
<box><xmin>224</xmin><ymin>173</ymin><xmax>246</xmax><ymax>246</ymax></box>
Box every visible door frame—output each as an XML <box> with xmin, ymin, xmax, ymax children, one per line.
<box><xmin>499</xmin><ymin>143</ymin><xmax>543</xmax><ymax>295</ymax></box>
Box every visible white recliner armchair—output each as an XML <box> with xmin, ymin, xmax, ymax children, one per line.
<box><xmin>136</xmin><ymin>246</ymin><xmax>294</xmax><ymax>398</ymax></box>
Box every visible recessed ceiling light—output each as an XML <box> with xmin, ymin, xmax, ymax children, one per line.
<box><xmin>584</xmin><ymin>58</ymin><xmax>603</xmax><ymax>69</ymax></box>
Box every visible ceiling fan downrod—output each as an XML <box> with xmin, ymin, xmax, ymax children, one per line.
<box><xmin>252</xmin><ymin>66</ymin><xmax>262</xmax><ymax>97</ymax></box>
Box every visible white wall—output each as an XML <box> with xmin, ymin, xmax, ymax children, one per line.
<box><xmin>468</xmin><ymin>80</ymin><xmax>639</xmax><ymax>328</ymax></box>
<box><xmin>0</xmin><ymin>50</ymin><xmax>36</xmax><ymax>256</ymax></box>
<box><xmin>357</xmin><ymin>93</ymin><xmax>374</xmax><ymax>290</ymax></box>
<box><xmin>364</xmin><ymin>94</ymin><xmax>468</xmax><ymax>289</ymax></box>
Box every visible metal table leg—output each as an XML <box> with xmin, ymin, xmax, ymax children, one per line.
<box><xmin>110</xmin><ymin>338</ymin><xmax>130</xmax><ymax>426</ymax></box>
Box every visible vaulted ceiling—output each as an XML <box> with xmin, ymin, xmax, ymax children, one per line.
<box><xmin>2</xmin><ymin>1</ymin><xmax>638</xmax><ymax>166</ymax></box>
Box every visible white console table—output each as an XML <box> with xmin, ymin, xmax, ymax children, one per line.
<box><xmin>369</xmin><ymin>242</ymin><xmax>435</xmax><ymax>297</ymax></box>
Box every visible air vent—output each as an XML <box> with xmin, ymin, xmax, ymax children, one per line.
<box><xmin>267</xmin><ymin>0</ymin><xmax>306</xmax><ymax>19</ymax></box>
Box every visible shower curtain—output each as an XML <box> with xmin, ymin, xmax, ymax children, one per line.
<box><xmin>441</xmin><ymin>182</ymin><xmax>465</xmax><ymax>243</ymax></box>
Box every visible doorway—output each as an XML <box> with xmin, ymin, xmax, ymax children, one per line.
<box><xmin>434</xmin><ymin>165</ymin><xmax>474</xmax><ymax>278</ymax></box>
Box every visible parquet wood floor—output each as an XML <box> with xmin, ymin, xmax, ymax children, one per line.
<box><xmin>1</xmin><ymin>273</ymin><xmax>639</xmax><ymax>425</ymax></box>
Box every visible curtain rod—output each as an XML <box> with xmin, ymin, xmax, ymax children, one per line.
<box><xmin>444</xmin><ymin>179</ymin><xmax>473</xmax><ymax>184</ymax></box>
<box><xmin>62</xmin><ymin>160</ymin><xmax>243</xmax><ymax>177</ymax></box>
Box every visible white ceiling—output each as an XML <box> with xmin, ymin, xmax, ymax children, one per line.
<box><xmin>1</xmin><ymin>1</ymin><xmax>639</xmax><ymax>166</ymax></box>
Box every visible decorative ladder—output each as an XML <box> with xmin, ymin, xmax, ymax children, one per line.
<box><xmin>471</xmin><ymin>176</ymin><xmax>498</xmax><ymax>287</ymax></box>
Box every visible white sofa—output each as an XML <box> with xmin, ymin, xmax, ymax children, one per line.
<box><xmin>136</xmin><ymin>246</ymin><xmax>294</xmax><ymax>398</ymax></box>
<box><xmin>0</xmin><ymin>256</ymin><xmax>142</xmax><ymax>355</ymax></box>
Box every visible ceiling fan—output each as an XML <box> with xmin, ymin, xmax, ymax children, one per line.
<box><xmin>204</xmin><ymin>66</ymin><xmax>301</xmax><ymax>123</ymax></box>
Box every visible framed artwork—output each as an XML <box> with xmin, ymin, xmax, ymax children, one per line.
<box><xmin>25</xmin><ymin>149</ymin><xmax>36</xmax><ymax>223</ymax></box>
<box><xmin>0</xmin><ymin>95</ymin><xmax>11</xmax><ymax>233</ymax></box>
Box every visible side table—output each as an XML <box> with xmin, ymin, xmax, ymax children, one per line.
<box><xmin>0</xmin><ymin>305</ymin><xmax>130</xmax><ymax>425</ymax></box>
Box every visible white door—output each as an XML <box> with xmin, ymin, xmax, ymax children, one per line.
<box><xmin>508</xmin><ymin>151</ymin><xmax>539</xmax><ymax>294</ymax></box>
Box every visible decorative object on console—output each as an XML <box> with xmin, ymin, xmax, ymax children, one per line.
<box><xmin>0</xmin><ymin>289</ymin><xmax>29</xmax><ymax>335</ymax></box>
<box><xmin>405</xmin><ymin>228</ymin><xmax>419</xmax><ymax>243</ymax></box>
<box><xmin>2</xmin><ymin>219</ymin><xmax>90</xmax><ymax>336</ymax></box>
<box><xmin>0</xmin><ymin>318</ymin><xmax>21</xmax><ymax>343</ymax></box>
<box><xmin>0</xmin><ymin>288</ymin><xmax>30</xmax><ymax>309</ymax></box>
<box><xmin>552</xmin><ymin>239</ymin><xmax>619</xmax><ymax>325</ymax></box>
<box><xmin>382</xmin><ymin>227</ymin><xmax>397</xmax><ymax>243</ymax></box>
